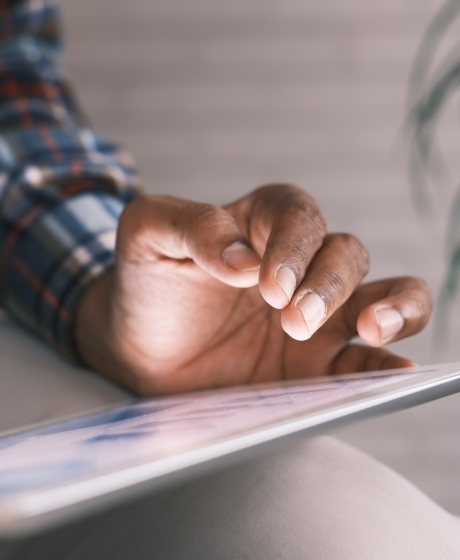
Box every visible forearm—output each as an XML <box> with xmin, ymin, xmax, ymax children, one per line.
<box><xmin>0</xmin><ymin>0</ymin><xmax>142</xmax><ymax>358</ymax></box>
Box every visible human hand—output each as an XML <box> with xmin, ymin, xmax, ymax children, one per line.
<box><xmin>75</xmin><ymin>184</ymin><xmax>432</xmax><ymax>394</ymax></box>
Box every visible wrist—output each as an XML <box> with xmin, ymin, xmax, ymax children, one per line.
<box><xmin>74</xmin><ymin>270</ymin><xmax>134</xmax><ymax>389</ymax></box>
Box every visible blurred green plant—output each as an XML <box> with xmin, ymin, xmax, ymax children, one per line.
<box><xmin>407</xmin><ymin>0</ymin><xmax>460</xmax><ymax>348</ymax></box>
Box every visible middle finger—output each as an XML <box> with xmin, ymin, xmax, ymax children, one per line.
<box><xmin>281</xmin><ymin>233</ymin><xmax>369</xmax><ymax>341</ymax></box>
<box><xmin>227</xmin><ymin>184</ymin><xmax>328</xmax><ymax>309</ymax></box>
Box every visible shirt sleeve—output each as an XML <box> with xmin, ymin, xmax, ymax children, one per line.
<box><xmin>0</xmin><ymin>0</ymin><xmax>143</xmax><ymax>359</ymax></box>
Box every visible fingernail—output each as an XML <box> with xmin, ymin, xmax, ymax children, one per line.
<box><xmin>375</xmin><ymin>308</ymin><xmax>404</xmax><ymax>342</ymax></box>
<box><xmin>296</xmin><ymin>292</ymin><xmax>326</xmax><ymax>338</ymax></box>
<box><xmin>275</xmin><ymin>267</ymin><xmax>297</xmax><ymax>302</ymax></box>
<box><xmin>222</xmin><ymin>242</ymin><xmax>260</xmax><ymax>272</ymax></box>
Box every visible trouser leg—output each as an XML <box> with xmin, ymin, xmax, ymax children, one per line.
<box><xmin>0</xmin><ymin>436</ymin><xmax>458</xmax><ymax>560</ymax></box>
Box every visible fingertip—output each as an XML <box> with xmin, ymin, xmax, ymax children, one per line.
<box><xmin>357</xmin><ymin>306</ymin><xmax>405</xmax><ymax>347</ymax></box>
<box><xmin>259</xmin><ymin>266</ymin><xmax>297</xmax><ymax>309</ymax></box>
<box><xmin>280</xmin><ymin>305</ymin><xmax>311</xmax><ymax>341</ymax></box>
<box><xmin>260</xmin><ymin>288</ymin><xmax>290</xmax><ymax>309</ymax></box>
<box><xmin>281</xmin><ymin>290</ymin><xmax>327</xmax><ymax>340</ymax></box>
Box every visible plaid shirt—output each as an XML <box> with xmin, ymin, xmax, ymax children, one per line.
<box><xmin>0</xmin><ymin>0</ymin><xmax>142</xmax><ymax>358</ymax></box>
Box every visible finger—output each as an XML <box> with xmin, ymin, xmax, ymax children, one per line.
<box><xmin>339</xmin><ymin>277</ymin><xmax>432</xmax><ymax>346</ymax></box>
<box><xmin>280</xmin><ymin>234</ymin><xmax>369</xmax><ymax>341</ymax></box>
<box><xmin>227</xmin><ymin>184</ymin><xmax>328</xmax><ymax>309</ymax></box>
<box><xmin>330</xmin><ymin>343</ymin><xmax>418</xmax><ymax>375</ymax></box>
<box><xmin>117</xmin><ymin>195</ymin><xmax>261</xmax><ymax>288</ymax></box>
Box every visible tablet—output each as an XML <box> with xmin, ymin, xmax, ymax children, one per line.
<box><xmin>0</xmin><ymin>362</ymin><xmax>460</xmax><ymax>537</ymax></box>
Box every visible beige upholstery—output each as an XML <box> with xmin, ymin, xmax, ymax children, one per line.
<box><xmin>0</xmin><ymin>437</ymin><xmax>459</xmax><ymax>559</ymax></box>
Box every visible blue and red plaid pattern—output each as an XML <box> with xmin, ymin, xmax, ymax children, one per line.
<box><xmin>0</xmin><ymin>0</ymin><xmax>142</xmax><ymax>358</ymax></box>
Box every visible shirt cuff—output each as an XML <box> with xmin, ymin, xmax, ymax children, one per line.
<box><xmin>1</xmin><ymin>192</ymin><xmax>126</xmax><ymax>360</ymax></box>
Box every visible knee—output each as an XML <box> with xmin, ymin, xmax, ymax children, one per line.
<box><xmin>156</xmin><ymin>436</ymin><xmax>460</xmax><ymax>559</ymax></box>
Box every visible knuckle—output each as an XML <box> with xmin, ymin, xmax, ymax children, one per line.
<box><xmin>351</xmin><ymin>236</ymin><xmax>370</xmax><ymax>274</ymax></box>
<box><xmin>283</xmin><ymin>243</ymin><xmax>310</xmax><ymax>269</ymax></box>
<box><xmin>187</xmin><ymin>202</ymin><xmax>226</xmax><ymax>231</ymax></box>
<box><xmin>287</xmin><ymin>205</ymin><xmax>327</xmax><ymax>248</ymax></box>
<box><xmin>408</xmin><ymin>277</ymin><xmax>432</xmax><ymax>309</ymax></box>
<box><xmin>414</xmin><ymin>300</ymin><xmax>430</xmax><ymax>327</ymax></box>
<box><xmin>391</xmin><ymin>276</ymin><xmax>433</xmax><ymax>322</ymax></box>
<box><xmin>408</xmin><ymin>276</ymin><xmax>432</xmax><ymax>297</ymax></box>
<box><xmin>317</xmin><ymin>271</ymin><xmax>348</xmax><ymax>306</ymax></box>
<box><xmin>331</xmin><ymin>233</ymin><xmax>369</xmax><ymax>275</ymax></box>
<box><xmin>409</xmin><ymin>282</ymin><xmax>433</xmax><ymax>325</ymax></box>
<box><xmin>254</xmin><ymin>183</ymin><xmax>327</xmax><ymax>233</ymax></box>
<box><xmin>188</xmin><ymin>202</ymin><xmax>219</xmax><ymax>222</ymax></box>
<box><xmin>303</xmin><ymin>204</ymin><xmax>327</xmax><ymax>237</ymax></box>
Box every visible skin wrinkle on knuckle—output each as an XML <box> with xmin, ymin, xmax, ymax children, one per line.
<box><xmin>185</xmin><ymin>202</ymin><xmax>220</xmax><ymax>227</ymax></box>
<box><xmin>308</xmin><ymin>208</ymin><xmax>327</xmax><ymax>237</ymax></box>
<box><xmin>184</xmin><ymin>203</ymin><xmax>234</xmax><ymax>245</ymax></box>
<box><xmin>271</xmin><ymin>239</ymin><xmax>318</xmax><ymax>281</ymax></box>
<box><xmin>351</xmin><ymin>236</ymin><xmax>370</xmax><ymax>275</ymax></box>
<box><xmin>330</xmin><ymin>233</ymin><xmax>369</xmax><ymax>276</ymax></box>
<box><xmin>283</xmin><ymin>243</ymin><xmax>311</xmax><ymax>267</ymax></box>
<box><xmin>296</xmin><ymin>220</ymin><xmax>325</xmax><ymax>252</ymax></box>
<box><xmin>386</xmin><ymin>282</ymin><xmax>431</xmax><ymax>328</ymax></box>
<box><xmin>315</xmin><ymin>270</ymin><xmax>349</xmax><ymax>307</ymax></box>
<box><xmin>287</xmin><ymin>202</ymin><xmax>327</xmax><ymax>238</ymax></box>
<box><xmin>249</xmin><ymin>187</ymin><xmax>328</xmax><ymax>266</ymax></box>
<box><xmin>245</xmin><ymin>184</ymin><xmax>287</xmax><ymax>221</ymax></box>
<box><xmin>294</xmin><ymin>275</ymin><xmax>343</xmax><ymax>320</ymax></box>
<box><xmin>265</xmin><ymin>215</ymin><xmax>322</xmax><ymax>261</ymax></box>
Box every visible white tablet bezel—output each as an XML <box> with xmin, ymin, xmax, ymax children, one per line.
<box><xmin>0</xmin><ymin>362</ymin><xmax>459</xmax><ymax>537</ymax></box>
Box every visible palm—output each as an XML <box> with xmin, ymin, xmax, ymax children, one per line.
<box><xmin>112</xmin><ymin>258</ymin><xmax>352</xmax><ymax>393</ymax></box>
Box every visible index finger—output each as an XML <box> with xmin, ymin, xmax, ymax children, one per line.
<box><xmin>227</xmin><ymin>184</ymin><xmax>327</xmax><ymax>309</ymax></box>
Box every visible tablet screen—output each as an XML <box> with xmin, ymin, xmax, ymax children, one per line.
<box><xmin>0</xmin><ymin>370</ymin><xmax>424</xmax><ymax>499</ymax></box>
